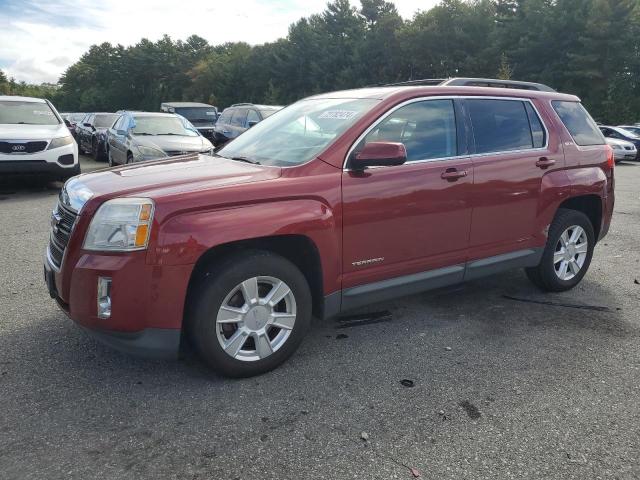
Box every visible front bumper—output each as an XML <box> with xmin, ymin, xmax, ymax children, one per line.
<box><xmin>44</xmin><ymin>248</ymin><xmax>191</xmax><ymax>359</ymax></box>
<box><xmin>613</xmin><ymin>149</ymin><xmax>637</xmax><ymax>161</ymax></box>
<box><xmin>0</xmin><ymin>143</ymin><xmax>79</xmax><ymax>177</ymax></box>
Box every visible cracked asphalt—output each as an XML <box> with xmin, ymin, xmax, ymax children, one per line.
<box><xmin>0</xmin><ymin>157</ymin><xmax>639</xmax><ymax>479</ymax></box>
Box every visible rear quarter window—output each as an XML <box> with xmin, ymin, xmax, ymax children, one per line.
<box><xmin>552</xmin><ymin>101</ymin><xmax>604</xmax><ymax>146</ymax></box>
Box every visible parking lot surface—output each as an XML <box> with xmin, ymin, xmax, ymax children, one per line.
<box><xmin>0</xmin><ymin>157</ymin><xmax>639</xmax><ymax>479</ymax></box>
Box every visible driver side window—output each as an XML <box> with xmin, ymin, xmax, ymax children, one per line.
<box><xmin>362</xmin><ymin>100</ymin><xmax>457</xmax><ymax>162</ymax></box>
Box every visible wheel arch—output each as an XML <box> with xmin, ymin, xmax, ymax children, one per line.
<box><xmin>558</xmin><ymin>194</ymin><xmax>602</xmax><ymax>240</ymax></box>
<box><xmin>185</xmin><ymin>234</ymin><xmax>325</xmax><ymax>319</ymax></box>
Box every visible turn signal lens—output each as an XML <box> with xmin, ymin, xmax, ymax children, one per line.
<box><xmin>604</xmin><ymin>144</ymin><xmax>614</xmax><ymax>169</ymax></box>
<box><xmin>134</xmin><ymin>224</ymin><xmax>149</xmax><ymax>247</ymax></box>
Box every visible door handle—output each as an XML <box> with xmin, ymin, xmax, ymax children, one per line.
<box><xmin>441</xmin><ymin>168</ymin><xmax>468</xmax><ymax>181</ymax></box>
<box><xmin>536</xmin><ymin>157</ymin><xmax>556</xmax><ymax>169</ymax></box>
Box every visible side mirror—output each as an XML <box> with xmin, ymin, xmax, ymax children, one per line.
<box><xmin>247</xmin><ymin>120</ymin><xmax>258</xmax><ymax>128</ymax></box>
<box><xmin>351</xmin><ymin>142</ymin><xmax>407</xmax><ymax>170</ymax></box>
<box><xmin>83</xmin><ymin>122</ymin><xmax>92</xmax><ymax>127</ymax></box>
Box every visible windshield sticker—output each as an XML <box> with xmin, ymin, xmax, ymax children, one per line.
<box><xmin>318</xmin><ymin>110</ymin><xmax>358</xmax><ymax>120</ymax></box>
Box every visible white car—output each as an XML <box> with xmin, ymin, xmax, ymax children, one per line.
<box><xmin>605</xmin><ymin>137</ymin><xmax>637</xmax><ymax>163</ymax></box>
<box><xmin>0</xmin><ymin>95</ymin><xmax>79</xmax><ymax>181</ymax></box>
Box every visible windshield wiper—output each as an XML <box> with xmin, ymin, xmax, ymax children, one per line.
<box><xmin>229</xmin><ymin>156</ymin><xmax>261</xmax><ymax>165</ymax></box>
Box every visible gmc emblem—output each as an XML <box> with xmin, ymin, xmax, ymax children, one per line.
<box><xmin>11</xmin><ymin>144</ymin><xmax>26</xmax><ymax>152</ymax></box>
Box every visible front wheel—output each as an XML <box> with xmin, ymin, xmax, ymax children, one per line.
<box><xmin>187</xmin><ymin>251</ymin><xmax>312</xmax><ymax>377</ymax></box>
<box><xmin>526</xmin><ymin>208</ymin><xmax>595</xmax><ymax>292</ymax></box>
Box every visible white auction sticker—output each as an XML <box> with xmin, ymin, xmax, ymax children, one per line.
<box><xmin>318</xmin><ymin>110</ymin><xmax>358</xmax><ymax>120</ymax></box>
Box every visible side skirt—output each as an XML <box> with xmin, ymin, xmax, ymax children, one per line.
<box><xmin>321</xmin><ymin>248</ymin><xmax>544</xmax><ymax>319</ymax></box>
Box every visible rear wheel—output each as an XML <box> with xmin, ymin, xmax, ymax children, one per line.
<box><xmin>126</xmin><ymin>152</ymin><xmax>133</xmax><ymax>164</ymax></box>
<box><xmin>188</xmin><ymin>251</ymin><xmax>312</xmax><ymax>377</ymax></box>
<box><xmin>107</xmin><ymin>149</ymin><xmax>115</xmax><ymax>167</ymax></box>
<box><xmin>526</xmin><ymin>208</ymin><xmax>595</xmax><ymax>292</ymax></box>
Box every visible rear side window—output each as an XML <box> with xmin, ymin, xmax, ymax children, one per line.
<box><xmin>467</xmin><ymin>99</ymin><xmax>535</xmax><ymax>154</ymax></box>
<box><xmin>362</xmin><ymin>99</ymin><xmax>457</xmax><ymax>162</ymax></box>
<box><xmin>525</xmin><ymin>103</ymin><xmax>546</xmax><ymax>148</ymax></box>
<box><xmin>552</xmin><ymin>101</ymin><xmax>604</xmax><ymax>146</ymax></box>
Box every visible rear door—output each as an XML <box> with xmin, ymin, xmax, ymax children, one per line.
<box><xmin>342</xmin><ymin>98</ymin><xmax>473</xmax><ymax>299</ymax></box>
<box><xmin>464</xmin><ymin>97</ymin><xmax>564</xmax><ymax>263</ymax></box>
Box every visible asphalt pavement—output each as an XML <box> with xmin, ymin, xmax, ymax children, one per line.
<box><xmin>0</xmin><ymin>156</ymin><xmax>639</xmax><ymax>479</ymax></box>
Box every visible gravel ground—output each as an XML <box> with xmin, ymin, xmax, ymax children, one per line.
<box><xmin>0</xmin><ymin>156</ymin><xmax>639</xmax><ymax>480</ymax></box>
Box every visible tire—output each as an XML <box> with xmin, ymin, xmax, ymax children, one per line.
<box><xmin>126</xmin><ymin>152</ymin><xmax>133</xmax><ymax>165</ymax></box>
<box><xmin>187</xmin><ymin>250</ymin><xmax>312</xmax><ymax>378</ymax></box>
<box><xmin>108</xmin><ymin>149</ymin><xmax>115</xmax><ymax>167</ymax></box>
<box><xmin>525</xmin><ymin>208</ymin><xmax>595</xmax><ymax>292</ymax></box>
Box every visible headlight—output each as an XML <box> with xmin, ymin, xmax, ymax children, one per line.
<box><xmin>136</xmin><ymin>145</ymin><xmax>166</xmax><ymax>158</ymax></box>
<box><xmin>83</xmin><ymin>198</ymin><xmax>154</xmax><ymax>251</ymax></box>
<box><xmin>47</xmin><ymin>135</ymin><xmax>74</xmax><ymax>150</ymax></box>
<box><xmin>610</xmin><ymin>144</ymin><xmax>621</xmax><ymax>150</ymax></box>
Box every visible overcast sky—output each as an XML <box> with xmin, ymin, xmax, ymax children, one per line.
<box><xmin>0</xmin><ymin>0</ymin><xmax>438</xmax><ymax>84</ymax></box>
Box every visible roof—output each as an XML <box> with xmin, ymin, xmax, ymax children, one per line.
<box><xmin>228</xmin><ymin>103</ymin><xmax>283</xmax><ymax>110</ymax></box>
<box><xmin>161</xmin><ymin>102</ymin><xmax>215</xmax><ymax>108</ymax></box>
<box><xmin>0</xmin><ymin>95</ymin><xmax>46</xmax><ymax>103</ymax></box>
<box><xmin>307</xmin><ymin>85</ymin><xmax>579</xmax><ymax>102</ymax></box>
<box><xmin>121</xmin><ymin>111</ymin><xmax>178</xmax><ymax>117</ymax></box>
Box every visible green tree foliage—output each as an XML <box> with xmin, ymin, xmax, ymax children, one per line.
<box><xmin>5</xmin><ymin>0</ymin><xmax>640</xmax><ymax>123</ymax></box>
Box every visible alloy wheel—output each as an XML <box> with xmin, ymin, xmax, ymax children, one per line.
<box><xmin>215</xmin><ymin>276</ymin><xmax>297</xmax><ymax>362</ymax></box>
<box><xmin>553</xmin><ymin>225</ymin><xmax>588</xmax><ymax>281</ymax></box>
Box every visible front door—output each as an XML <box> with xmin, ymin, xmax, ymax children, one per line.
<box><xmin>341</xmin><ymin>98</ymin><xmax>473</xmax><ymax>307</ymax></box>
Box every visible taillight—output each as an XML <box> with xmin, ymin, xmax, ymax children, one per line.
<box><xmin>604</xmin><ymin>144</ymin><xmax>614</xmax><ymax>169</ymax></box>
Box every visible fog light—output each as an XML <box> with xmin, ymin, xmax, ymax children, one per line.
<box><xmin>97</xmin><ymin>277</ymin><xmax>112</xmax><ymax>319</ymax></box>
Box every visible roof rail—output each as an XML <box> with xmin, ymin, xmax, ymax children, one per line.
<box><xmin>384</xmin><ymin>77</ymin><xmax>556</xmax><ymax>92</ymax></box>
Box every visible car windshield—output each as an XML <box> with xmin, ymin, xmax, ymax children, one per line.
<box><xmin>94</xmin><ymin>114</ymin><xmax>118</xmax><ymax>128</ymax></box>
<box><xmin>174</xmin><ymin>107</ymin><xmax>218</xmax><ymax>122</ymax></box>
<box><xmin>0</xmin><ymin>100</ymin><xmax>59</xmax><ymax>125</ymax></box>
<box><xmin>616</xmin><ymin>127</ymin><xmax>639</xmax><ymax>138</ymax></box>
<box><xmin>218</xmin><ymin>98</ymin><xmax>379</xmax><ymax>166</ymax></box>
<box><xmin>131</xmin><ymin>115</ymin><xmax>198</xmax><ymax>136</ymax></box>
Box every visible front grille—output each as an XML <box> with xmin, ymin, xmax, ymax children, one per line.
<box><xmin>0</xmin><ymin>141</ymin><xmax>48</xmax><ymax>154</ymax></box>
<box><xmin>48</xmin><ymin>201</ymin><xmax>78</xmax><ymax>269</ymax></box>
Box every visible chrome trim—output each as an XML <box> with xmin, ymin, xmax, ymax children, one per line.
<box><xmin>342</xmin><ymin>95</ymin><xmax>550</xmax><ymax>171</ymax></box>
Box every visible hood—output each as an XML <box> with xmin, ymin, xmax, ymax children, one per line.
<box><xmin>64</xmin><ymin>154</ymin><xmax>282</xmax><ymax>211</ymax></box>
<box><xmin>135</xmin><ymin>134</ymin><xmax>208</xmax><ymax>152</ymax></box>
<box><xmin>606</xmin><ymin>138</ymin><xmax>636</xmax><ymax>148</ymax></box>
<box><xmin>0</xmin><ymin>123</ymin><xmax>67</xmax><ymax>141</ymax></box>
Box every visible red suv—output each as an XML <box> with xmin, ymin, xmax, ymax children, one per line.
<box><xmin>44</xmin><ymin>80</ymin><xmax>614</xmax><ymax>377</ymax></box>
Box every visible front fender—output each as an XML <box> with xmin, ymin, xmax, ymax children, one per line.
<box><xmin>150</xmin><ymin>199</ymin><xmax>340</xmax><ymax>293</ymax></box>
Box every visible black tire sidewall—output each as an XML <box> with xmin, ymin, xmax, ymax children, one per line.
<box><xmin>538</xmin><ymin>209</ymin><xmax>595</xmax><ymax>291</ymax></box>
<box><xmin>189</xmin><ymin>251</ymin><xmax>312</xmax><ymax>378</ymax></box>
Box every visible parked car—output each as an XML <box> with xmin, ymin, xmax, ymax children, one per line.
<box><xmin>160</xmin><ymin>102</ymin><xmax>218</xmax><ymax>141</ymax></box>
<box><xmin>599</xmin><ymin>125</ymin><xmax>640</xmax><ymax>160</ymax></box>
<box><xmin>617</xmin><ymin>125</ymin><xmax>640</xmax><ymax>136</ymax></box>
<box><xmin>61</xmin><ymin>112</ymin><xmax>86</xmax><ymax>138</ymax></box>
<box><xmin>76</xmin><ymin>112</ymin><xmax>118</xmax><ymax>161</ymax></box>
<box><xmin>44</xmin><ymin>79</ymin><xmax>614</xmax><ymax>377</ymax></box>
<box><xmin>213</xmin><ymin>103</ymin><xmax>283</xmax><ymax>146</ymax></box>
<box><xmin>105</xmin><ymin>111</ymin><xmax>214</xmax><ymax>166</ymax></box>
<box><xmin>1</xmin><ymin>96</ymin><xmax>79</xmax><ymax>181</ymax></box>
<box><xmin>605</xmin><ymin>137</ymin><xmax>637</xmax><ymax>163</ymax></box>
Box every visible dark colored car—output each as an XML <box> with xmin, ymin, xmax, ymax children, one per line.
<box><xmin>213</xmin><ymin>103</ymin><xmax>282</xmax><ymax>146</ymax></box>
<box><xmin>160</xmin><ymin>102</ymin><xmax>218</xmax><ymax>141</ymax></box>
<box><xmin>76</xmin><ymin>112</ymin><xmax>118</xmax><ymax>161</ymax></box>
<box><xmin>44</xmin><ymin>79</ymin><xmax>614</xmax><ymax>378</ymax></box>
<box><xmin>599</xmin><ymin>125</ymin><xmax>640</xmax><ymax>160</ymax></box>
<box><xmin>106</xmin><ymin>111</ymin><xmax>213</xmax><ymax>166</ymax></box>
<box><xmin>61</xmin><ymin>112</ymin><xmax>86</xmax><ymax>138</ymax></box>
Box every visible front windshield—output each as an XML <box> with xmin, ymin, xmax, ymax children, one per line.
<box><xmin>616</xmin><ymin>127</ymin><xmax>639</xmax><ymax>138</ymax></box>
<box><xmin>218</xmin><ymin>98</ymin><xmax>379</xmax><ymax>166</ymax></box>
<box><xmin>132</xmin><ymin>115</ymin><xmax>198</xmax><ymax>136</ymax></box>
<box><xmin>175</xmin><ymin>107</ymin><xmax>218</xmax><ymax>122</ymax></box>
<box><xmin>94</xmin><ymin>114</ymin><xmax>117</xmax><ymax>128</ymax></box>
<box><xmin>0</xmin><ymin>100</ymin><xmax>59</xmax><ymax>125</ymax></box>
